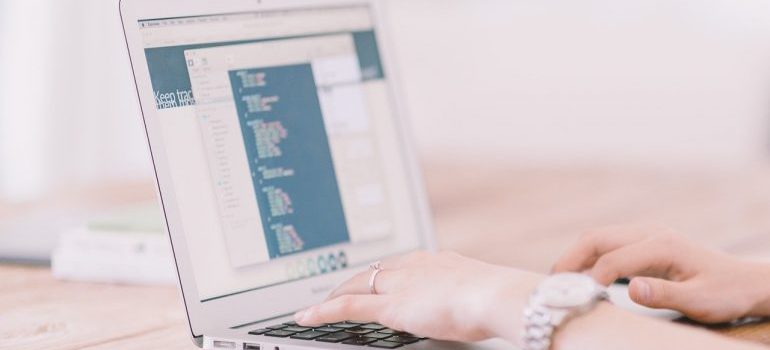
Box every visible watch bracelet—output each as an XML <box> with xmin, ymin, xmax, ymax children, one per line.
<box><xmin>522</xmin><ymin>304</ymin><xmax>554</xmax><ymax>350</ymax></box>
<box><xmin>521</xmin><ymin>291</ymin><xmax>610</xmax><ymax>350</ymax></box>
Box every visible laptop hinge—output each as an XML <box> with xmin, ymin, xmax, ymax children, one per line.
<box><xmin>193</xmin><ymin>335</ymin><xmax>204</xmax><ymax>348</ymax></box>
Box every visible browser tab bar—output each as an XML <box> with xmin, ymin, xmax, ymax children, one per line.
<box><xmin>139</xmin><ymin>6</ymin><xmax>372</xmax><ymax>48</ymax></box>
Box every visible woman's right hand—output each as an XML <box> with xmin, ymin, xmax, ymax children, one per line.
<box><xmin>552</xmin><ymin>223</ymin><xmax>770</xmax><ymax>323</ymax></box>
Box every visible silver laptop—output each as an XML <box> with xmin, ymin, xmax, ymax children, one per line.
<box><xmin>120</xmin><ymin>0</ymin><xmax>507</xmax><ymax>349</ymax></box>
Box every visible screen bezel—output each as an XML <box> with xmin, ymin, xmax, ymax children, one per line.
<box><xmin>119</xmin><ymin>0</ymin><xmax>436</xmax><ymax>340</ymax></box>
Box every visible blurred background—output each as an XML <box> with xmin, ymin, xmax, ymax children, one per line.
<box><xmin>2</xmin><ymin>0</ymin><xmax>770</xmax><ymax>269</ymax></box>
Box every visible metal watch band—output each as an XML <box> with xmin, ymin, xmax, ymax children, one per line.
<box><xmin>521</xmin><ymin>277</ymin><xmax>609</xmax><ymax>350</ymax></box>
<box><xmin>522</xmin><ymin>304</ymin><xmax>556</xmax><ymax>350</ymax></box>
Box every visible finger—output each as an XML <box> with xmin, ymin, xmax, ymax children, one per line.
<box><xmin>326</xmin><ymin>269</ymin><xmax>402</xmax><ymax>301</ymax></box>
<box><xmin>383</xmin><ymin>250</ymin><xmax>433</xmax><ymax>269</ymax></box>
<box><xmin>362</xmin><ymin>251</ymin><xmax>430</xmax><ymax>272</ymax></box>
<box><xmin>589</xmin><ymin>239</ymin><xmax>675</xmax><ymax>285</ymax></box>
<box><xmin>628</xmin><ymin>277</ymin><xmax>691</xmax><ymax>310</ymax></box>
<box><xmin>296</xmin><ymin>294</ymin><xmax>390</xmax><ymax>327</ymax></box>
<box><xmin>326</xmin><ymin>251</ymin><xmax>434</xmax><ymax>300</ymax></box>
<box><xmin>552</xmin><ymin>226</ymin><xmax>648</xmax><ymax>274</ymax></box>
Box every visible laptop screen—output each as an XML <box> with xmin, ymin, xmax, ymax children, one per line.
<box><xmin>137</xmin><ymin>5</ymin><xmax>422</xmax><ymax>302</ymax></box>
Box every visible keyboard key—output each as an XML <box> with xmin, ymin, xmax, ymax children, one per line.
<box><xmin>366</xmin><ymin>332</ymin><xmax>392</xmax><ymax>340</ymax></box>
<box><xmin>314</xmin><ymin>326</ymin><xmax>340</xmax><ymax>333</ymax></box>
<box><xmin>283</xmin><ymin>321</ymin><xmax>299</xmax><ymax>326</ymax></box>
<box><xmin>290</xmin><ymin>330</ymin><xmax>327</xmax><ymax>340</ymax></box>
<box><xmin>330</xmin><ymin>322</ymin><xmax>359</xmax><ymax>329</ymax></box>
<box><xmin>360</xmin><ymin>323</ymin><xmax>386</xmax><ymax>330</ymax></box>
<box><xmin>267</xmin><ymin>324</ymin><xmax>288</xmax><ymax>330</ymax></box>
<box><xmin>283</xmin><ymin>326</ymin><xmax>311</xmax><ymax>333</ymax></box>
<box><xmin>368</xmin><ymin>340</ymin><xmax>404</xmax><ymax>348</ymax></box>
<box><xmin>386</xmin><ymin>335</ymin><xmax>420</xmax><ymax>344</ymax></box>
<box><xmin>341</xmin><ymin>336</ymin><xmax>377</xmax><ymax>346</ymax></box>
<box><xmin>345</xmin><ymin>327</ymin><xmax>374</xmax><ymax>335</ymax></box>
<box><xmin>265</xmin><ymin>330</ymin><xmax>296</xmax><ymax>337</ymax></box>
<box><xmin>248</xmin><ymin>328</ymin><xmax>270</xmax><ymax>335</ymax></box>
<box><xmin>377</xmin><ymin>329</ymin><xmax>423</xmax><ymax>338</ymax></box>
<box><xmin>346</xmin><ymin>321</ymin><xmax>368</xmax><ymax>325</ymax></box>
<box><xmin>377</xmin><ymin>329</ymin><xmax>400</xmax><ymax>334</ymax></box>
<box><xmin>316</xmin><ymin>332</ymin><xmax>355</xmax><ymax>343</ymax></box>
<box><xmin>397</xmin><ymin>332</ymin><xmax>419</xmax><ymax>338</ymax></box>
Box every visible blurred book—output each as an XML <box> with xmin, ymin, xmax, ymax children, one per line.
<box><xmin>51</xmin><ymin>203</ymin><xmax>176</xmax><ymax>285</ymax></box>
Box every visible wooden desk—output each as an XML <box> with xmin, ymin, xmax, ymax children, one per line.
<box><xmin>2</xmin><ymin>163</ymin><xmax>770</xmax><ymax>349</ymax></box>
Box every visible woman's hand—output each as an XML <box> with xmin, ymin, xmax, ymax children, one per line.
<box><xmin>294</xmin><ymin>251</ymin><xmax>543</xmax><ymax>342</ymax></box>
<box><xmin>293</xmin><ymin>246</ymin><xmax>770</xmax><ymax>350</ymax></box>
<box><xmin>552</xmin><ymin>223</ymin><xmax>770</xmax><ymax>323</ymax></box>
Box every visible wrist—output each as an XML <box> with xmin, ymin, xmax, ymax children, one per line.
<box><xmin>480</xmin><ymin>271</ymin><xmax>543</xmax><ymax>343</ymax></box>
<box><xmin>551</xmin><ymin>302</ymin><xmax>617</xmax><ymax>350</ymax></box>
<box><xmin>746</xmin><ymin>261</ymin><xmax>770</xmax><ymax>317</ymax></box>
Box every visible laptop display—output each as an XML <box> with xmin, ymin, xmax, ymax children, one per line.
<box><xmin>138</xmin><ymin>5</ymin><xmax>422</xmax><ymax>302</ymax></box>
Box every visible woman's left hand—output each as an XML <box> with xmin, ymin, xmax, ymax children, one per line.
<box><xmin>294</xmin><ymin>251</ymin><xmax>543</xmax><ymax>342</ymax></box>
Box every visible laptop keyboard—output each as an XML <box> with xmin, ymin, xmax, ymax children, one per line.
<box><xmin>249</xmin><ymin>321</ymin><xmax>427</xmax><ymax>348</ymax></box>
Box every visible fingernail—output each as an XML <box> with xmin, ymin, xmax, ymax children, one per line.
<box><xmin>294</xmin><ymin>309</ymin><xmax>306</xmax><ymax>323</ymax></box>
<box><xmin>635</xmin><ymin>279</ymin><xmax>652</xmax><ymax>303</ymax></box>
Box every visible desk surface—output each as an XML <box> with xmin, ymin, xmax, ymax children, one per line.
<box><xmin>2</xmin><ymin>163</ymin><xmax>770</xmax><ymax>349</ymax></box>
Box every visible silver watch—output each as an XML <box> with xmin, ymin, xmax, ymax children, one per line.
<box><xmin>522</xmin><ymin>273</ymin><xmax>609</xmax><ymax>350</ymax></box>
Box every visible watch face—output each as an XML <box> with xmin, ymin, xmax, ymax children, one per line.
<box><xmin>535</xmin><ymin>273</ymin><xmax>600</xmax><ymax>308</ymax></box>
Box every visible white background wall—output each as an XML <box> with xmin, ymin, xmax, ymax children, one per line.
<box><xmin>0</xmin><ymin>0</ymin><xmax>147</xmax><ymax>201</ymax></box>
<box><xmin>0</xmin><ymin>0</ymin><xmax>55</xmax><ymax>200</ymax></box>
<box><xmin>2</xmin><ymin>0</ymin><xmax>770</xmax><ymax>201</ymax></box>
<box><xmin>386</xmin><ymin>0</ymin><xmax>770</xmax><ymax>166</ymax></box>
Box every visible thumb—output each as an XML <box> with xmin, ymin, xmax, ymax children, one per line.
<box><xmin>628</xmin><ymin>277</ymin><xmax>688</xmax><ymax>310</ymax></box>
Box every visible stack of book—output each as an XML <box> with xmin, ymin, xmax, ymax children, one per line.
<box><xmin>51</xmin><ymin>203</ymin><xmax>176</xmax><ymax>285</ymax></box>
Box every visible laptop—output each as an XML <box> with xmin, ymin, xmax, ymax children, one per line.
<box><xmin>120</xmin><ymin>0</ymin><xmax>509</xmax><ymax>349</ymax></box>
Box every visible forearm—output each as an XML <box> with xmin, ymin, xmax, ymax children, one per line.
<box><xmin>489</xmin><ymin>294</ymin><xmax>767</xmax><ymax>350</ymax></box>
<box><xmin>554</xmin><ymin>303</ymin><xmax>766</xmax><ymax>350</ymax></box>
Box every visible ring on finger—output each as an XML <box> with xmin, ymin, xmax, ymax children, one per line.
<box><xmin>368</xmin><ymin>261</ymin><xmax>383</xmax><ymax>295</ymax></box>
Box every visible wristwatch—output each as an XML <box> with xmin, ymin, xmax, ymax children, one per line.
<box><xmin>522</xmin><ymin>273</ymin><xmax>609</xmax><ymax>350</ymax></box>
